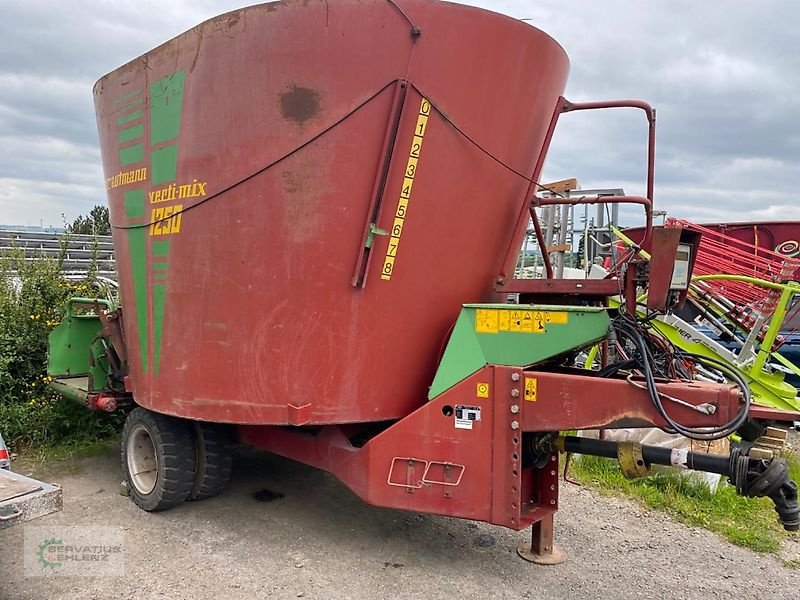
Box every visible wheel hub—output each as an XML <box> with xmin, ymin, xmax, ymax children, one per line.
<box><xmin>127</xmin><ymin>424</ymin><xmax>158</xmax><ymax>495</ymax></box>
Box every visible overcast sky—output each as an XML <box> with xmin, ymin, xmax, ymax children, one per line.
<box><xmin>0</xmin><ymin>0</ymin><xmax>797</xmax><ymax>228</ymax></box>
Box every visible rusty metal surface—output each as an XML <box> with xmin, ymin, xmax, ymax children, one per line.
<box><xmin>748</xmin><ymin>404</ymin><xmax>800</xmax><ymax>423</ymax></box>
<box><xmin>645</xmin><ymin>227</ymin><xmax>700</xmax><ymax>311</ymax></box>
<box><xmin>500</xmin><ymin>278</ymin><xmax>621</xmax><ymax>296</ymax></box>
<box><xmin>646</xmin><ymin>227</ymin><xmax>685</xmax><ymax>311</ymax></box>
<box><xmin>0</xmin><ymin>475</ymin><xmax>40</xmax><ymax>503</ymax></box>
<box><xmin>0</xmin><ymin>470</ymin><xmax>62</xmax><ymax>529</ymax></box>
<box><xmin>95</xmin><ymin>0</ymin><xmax>570</xmax><ymax>425</ymax></box>
<box><xmin>237</xmin><ymin>364</ymin><xmax>740</xmax><ymax>530</ymax></box>
<box><xmin>517</xmin><ymin>514</ymin><xmax>567</xmax><ymax>565</ymax></box>
<box><xmin>520</xmin><ymin>370</ymin><xmax>742</xmax><ymax>432</ymax></box>
<box><xmin>240</xmin><ymin>367</ymin><xmax>548</xmax><ymax>529</ymax></box>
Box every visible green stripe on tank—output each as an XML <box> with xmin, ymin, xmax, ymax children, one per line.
<box><xmin>114</xmin><ymin>88</ymin><xmax>144</xmax><ymax>105</ymax></box>
<box><xmin>152</xmin><ymin>240</ymin><xmax>170</xmax><ymax>258</ymax></box>
<box><xmin>150</xmin><ymin>71</ymin><xmax>185</xmax><ymax>145</ymax></box>
<box><xmin>119</xmin><ymin>143</ymin><xmax>144</xmax><ymax>166</ymax></box>
<box><xmin>123</xmin><ymin>189</ymin><xmax>149</xmax><ymax>374</ymax></box>
<box><xmin>117</xmin><ymin>110</ymin><xmax>143</xmax><ymax>126</ymax></box>
<box><xmin>118</xmin><ymin>124</ymin><xmax>143</xmax><ymax>144</ymax></box>
<box><xmin>148</xmin><ymin>69</ymin><xmax>186</xmax><ymax>376</ymax></box>
<box><xmin>124</xmin><ymin>189</ymin><xmax>146</xmax><ymax>218</ymax></box>
<box><xmin>118</xmin><ymin>97</ymin><xmax>143</xmax><ymax>111</ymax></box>
<box><xmin>150</xmin><ymin>145</ymin><xmax>178</xmax><ymax>184</ymax></box>
<box><xmin>152</xmin><ymin>283</ymin><xmax>167</xmax><ymax>376</ymax></box>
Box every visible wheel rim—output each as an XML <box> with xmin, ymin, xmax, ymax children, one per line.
<box><xmin>127</xmin><ymin>424</ymin><xmax>158</xmax><ymax>495</ymax></box>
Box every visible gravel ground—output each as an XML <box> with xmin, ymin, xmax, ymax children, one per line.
<box><xmin>2</xmin><ymin>447</ymin><xmax>799</xmax><ymax>600</ymax></box>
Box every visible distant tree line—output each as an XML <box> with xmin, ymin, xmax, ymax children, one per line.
<box><xmin>65</xmin><ymin>205</ymin><xmax>111</xmax><ymax>236</ymax></box>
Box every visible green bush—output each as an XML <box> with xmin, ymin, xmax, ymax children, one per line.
<box><xmin>0</xmin><ymin>247</ymin><xmax>120</xmax><ymax>452</ymax></box>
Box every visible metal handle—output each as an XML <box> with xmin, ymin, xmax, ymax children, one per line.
<box><xmin>0</xmin><ymin>507</ymin><xmax>22</xmax><ymax>521</ymax></box>
<box><xmin>561</xmin><ymin>98</ymin><xmax>656</xmax><ymax>207</ymax></box>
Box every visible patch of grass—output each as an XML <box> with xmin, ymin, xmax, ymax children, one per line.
<box><xmin>783</xmin><ymin>559</ymin><xmax>800</xmax><ymax>569</ymax></box>
<box><xmin>570</xmin><ymin>452</ymin><xmax>800</xmax><ymax>554</ymax></box>
<box><xmin>0</xmin><ymin>245</ymin><xmax>123</xmax><ymax>456</ymax></box>
<box><xmin>16</xmin><ymin>435</ymin><xmax>119</xmax><ymax>476</ymax></box>
<box><xmin>1</xmin><ymin>394</ymin><xmax>122</xmax><ymax>448</ymax></box>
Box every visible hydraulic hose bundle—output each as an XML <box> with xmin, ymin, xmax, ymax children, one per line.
<box><xmin>570</xmin><ymin>311</ymin><xmax>800</xmax><ymax>530</ymax></box>
<box><xmin>608</xmin><ymin>311</ymin><xmax>751</xmax><ymax>441</ymax></box>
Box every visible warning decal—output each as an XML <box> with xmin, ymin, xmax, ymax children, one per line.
<box><xmin>474</xmin><ymin>309</ymin><xmax>568</xmax><ymax>334</ymax></box>
<box><xmin>455</xmin><ymin>405</ymin><xmax>481</xmax><ymax>430</ymax></box>
<box><xmin>524</xmin><ymin>377</ymin><xmax>537</xmax><ymax>401</ymax></box>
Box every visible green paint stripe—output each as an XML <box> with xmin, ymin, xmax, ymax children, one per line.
<box><xmin>124</xmin><ymin>190</ymin><xmax>145</xmax><ymax>219</ymax></box>
<box><xmin>152</xmin><ymin>283</ymin><xmax>167</xmax><ymax>376</ymax></box>
<box><xmin>128</xmin><ymin>228</ymin><xmax>149</xmax><ymax>374</ymax></box>
<box><xmin>117</xmin><ymin>110</ymin><xmax>143</xmax><ymax>126</ymax></box>
<box><xmin>114</xmin><ymin>88</ymin><xmax>144</xmax><ymax>105</ymax></box>
<box><xmin>150</xmin><ymin>70</ymin><xmax>186</xmax><ymax>145</ymax></box>
<box><xmin>124</xmin><ymin>188</ymin><xmax>148</xmax><ymax>372</ymax></box>
<box><xmin>117</xmin><ymin>97</ymin><xmax>144</xmax><ymax>111</ymax></box>
<box><xmin>150</xmin><ymin>144</ymin><xmax>178</xmax><ymax>184</ymax></box>
<box><xmin>119</xmin><ymin>143</ymin><xmax>144</xmax><ymax>166</ymax></box>
<box><xmin>147</xmin><ymin>68</ymin><xmax>186</xmax><ymax>378</ymax></box>
<box><xmin>118</xmin><ymin>124</ymin><xmax>143</xmax><ymax>144</ymax></box>
<box><xmin>152</xmin><ymin>240</ymin><xmax>170</xmax><ymax>257</ymax></box>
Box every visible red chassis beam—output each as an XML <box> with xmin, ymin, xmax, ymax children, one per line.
<box><xmin>239</xmin><ymin>365</ymin><xmax>742</xmax><ymax>531</ymax></box>
<box><xmin>520</xmin><ymin>369</ymin><xmax>741</xmax><ymax>431</ymax></box>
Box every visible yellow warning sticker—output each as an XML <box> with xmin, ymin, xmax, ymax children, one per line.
<box><xmin>498</xmin><ymin>310</ymin><xmax>510</xmax><ymax>331</ymax></box>
<box><xmin>524</xmin><ymin>377</ymin><xmax>537</xmax><ymax>402</ymax></box>
<box><xmin>473</xmin><ymin>309</ymin><xmax>569</xmax><ymax>334</ymax></box>
<box><xmin>475</xmin><ymin>309</ymin><xmax>499</xmax><ymax>334</ymax></box>
<box><xmin>476</xmin><ymin>382</ymin><xmax>490</xmax><ymax>398</ymax></box>
<box><xmin>381</xmin><ymin>97</ymin><xmax>430</xmax><ymax>281</ymax></box>
<box><xmin>545</xmin><ymin>311</ymin><xmax>569</xmax><ymax>324</ymax></box>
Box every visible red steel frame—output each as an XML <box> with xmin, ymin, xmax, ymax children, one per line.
<box><xmin>497</xmin><ymin>97</ymin><xmax>656</xmax><ymax>295</ymax></box>
<box><xmin>239</xmin><ymin>365</ymin><xmax>741</xmax><ymax>531</ymax></box>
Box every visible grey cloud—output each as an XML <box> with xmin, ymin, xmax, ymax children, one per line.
<box><xmin>512</xmin><ymin>0</ymin><xmax>800</xmax><ymax>222</ymax></box>
<box><xmin>0</xmin><ymin>0</ymin><xmax>798</xmax><ymax>225</ymax></box>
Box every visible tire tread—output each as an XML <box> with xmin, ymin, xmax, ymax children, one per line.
<box><xmin>121</xmin><ymin>407</ymin><xmax>196</xmax><ymax>512</ymax></box>
<box><xmin>190</xmin><ymin>422</ymin><xmax>234</xmax><ymax>501</ymax></box>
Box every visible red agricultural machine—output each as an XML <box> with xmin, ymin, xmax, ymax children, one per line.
<box><xmin>47</xmin><ymin>0</ymin><xmax>798</xmax><ymax>563</ymax></box>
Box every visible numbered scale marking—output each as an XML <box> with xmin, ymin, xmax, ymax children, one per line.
<box><xmin>380</xmin><ymin>97</ymin><xmax>430</xmax><ymax>281</ymax></box>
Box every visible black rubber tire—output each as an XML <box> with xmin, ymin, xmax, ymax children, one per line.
<box><xmin>121</xmin><ymin>407</ymin><xmax>197</xmax><ymax>512</ymax></box>
<box><xmin>189</xmin><ymin>422</ymin><xmax>234</xmax><ymax>501</ymax></box>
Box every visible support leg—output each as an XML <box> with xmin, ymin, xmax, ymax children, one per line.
<box><xmin>516</xmin><ymin>514</ymin><xmax>567</xmax><ymax>565</ymax></box>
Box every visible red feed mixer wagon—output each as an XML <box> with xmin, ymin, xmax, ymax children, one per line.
<box><xmin>47</xmin><ymin>0</ymin><xmax>799</xmax><ymax>563</ymax></box>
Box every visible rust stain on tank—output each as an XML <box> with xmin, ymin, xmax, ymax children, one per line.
<box><xmin>281</xmin><ymin>159</ymin><xmax>323</xmax><ymax>243</ymax></box>
<box><xmin>279</xmin><ymin>85</ymin><xmax>321</xmax><ymax>125</ymax></box>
